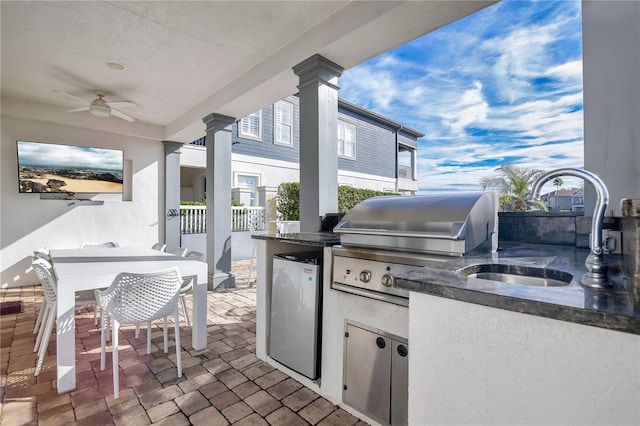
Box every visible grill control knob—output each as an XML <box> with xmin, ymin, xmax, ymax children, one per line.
<box><xmin>381</xmin><ymin>273</ymin><xmax>394</xmax><ymax>287</ymax></box>
<box><xmin>359</xmin><ymin>270</ymin><xmax>372</xmax><ymax>283</ymax></box>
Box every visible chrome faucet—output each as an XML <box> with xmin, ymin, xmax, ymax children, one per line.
<box><xmin>531</xmin><ymin>168</ymin><xmax>611</xmax><ymax>288</ymax></box>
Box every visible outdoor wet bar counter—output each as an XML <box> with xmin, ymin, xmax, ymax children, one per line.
<box><xmin>252</xmin><ymin>231</ymin><xmax>640</xmax><ymax>425</ymax></box>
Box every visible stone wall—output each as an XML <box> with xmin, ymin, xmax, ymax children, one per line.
<box><xmin>498</xmin><ymin>212</ymin><xmax>591</xmax><ymax>248</ymax></box>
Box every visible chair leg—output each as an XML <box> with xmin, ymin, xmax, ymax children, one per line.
<box><xmin>100</xmin><ymin>312</ymin><xmax>108</xmax><ymax>371</ymax></box>
<box><xmin>135</xmin><ymin>322</ymin><xmax>140</xmax><ymax>338</ymax></box>
<box><xmin>163</xmin><ymin>316</ymin><xmax>168</xmax><ymax>353</ymax></box>
<box><xmin>147</xmin><ymin>321</ymin><xmax>152</xmax><ymax>354</ymax></box>
<box><xmin>112</xmin><ymin>319</ymin><xmax>120</xmax><ymax>399</ymax></box>
<box><xmin>35</xmin><ymin>308</ymin><xmax>55</xmax><ymax>376</ymax></box>
<box><xmin>34</xmin><ymin>304</ymin><xmax>50</xmax><ymax>352</ymax></box>
<box><xmin>180</xmin><ymin>295</ymin><xmax>191</xmax><ymax>327</ymax></box>
<box><xmin>174</xmin><ymin>310</ymin><xmax>182</xmax><ymax>378</ymax></box>
<box><xmin>33</xmin><ymin>298</ymin><xmax>47</xmax><ymax>334</ymax></box>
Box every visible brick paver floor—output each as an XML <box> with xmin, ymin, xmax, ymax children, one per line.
<box><xmin>0</xmin><ymin>259</ymin><xmax>368</xmax><ymax>426</ymax></box>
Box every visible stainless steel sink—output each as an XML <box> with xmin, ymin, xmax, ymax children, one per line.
<box><xmin>458</xmin><ymin>264</ymin><xmax>573</xmax><ymax>287</ymax></box>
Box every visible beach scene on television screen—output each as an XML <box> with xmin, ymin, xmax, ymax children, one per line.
<box><xmin>17</xmin><ymin>141</ymin><xmax>124</xmax><ymax>193</ymax></box>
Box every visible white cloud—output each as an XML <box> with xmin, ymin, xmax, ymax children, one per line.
<box><xmin>339</xmin><ymin>0</ymin><xmax>584</xmax><ymax>193</ymax></box>
<box><xmin>547</xmin><ymin>60</ymin><xmax>583</xmax><ymax>80</ymax></box>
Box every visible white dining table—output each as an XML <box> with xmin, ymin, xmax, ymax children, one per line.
<box><xmin>49</xmin><ymin>247</ymin><xmax>208</xmax><ymax>394</ymax></box>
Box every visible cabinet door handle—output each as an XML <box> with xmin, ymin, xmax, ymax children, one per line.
<box><xmin>376</xmin><ymin>337</ymin><xmax>386</xmax><ymax>349</ymax></box>
<box><xmin>397</xmin><ymin>344</ymin><xmax>408</xmax><ymax>357</ymax></box>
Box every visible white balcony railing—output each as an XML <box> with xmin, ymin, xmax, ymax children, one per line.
<box><xmin>180</xmin><ymin>205</ymin><xmax>266</xmax><ymax>234</ymax></box>
<box><xmin>398</xmin><ymin>165</ymin><xmax>414</xmax><ymax>180</ymax></box>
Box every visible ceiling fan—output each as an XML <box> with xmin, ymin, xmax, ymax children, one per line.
<box><xmin>58</xmin><ymin>90</ymin><xmax>137</xmax><ymax>122</ymax></box>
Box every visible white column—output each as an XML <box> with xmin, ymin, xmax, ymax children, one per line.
<box><xmin>582</xmin><ymin>1</ymin><xmax>640</xmax><ymax>214</ymax></box>
<box><xmin>163</xmin><ymin>141</ymin><xmax>182</xmax><ymax>250</ymax></box>
<box><xmin>203</xmin><ymin>113</ymin><xmax>236</xmax><ymax>289</ymax></box>
<box><xmin>293</xmin><ymin>54</ymin><xmax>344</xmax><ymax>232</ymax></box>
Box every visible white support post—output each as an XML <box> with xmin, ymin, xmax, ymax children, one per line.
<box><xmin>203</xmin><ymin>113</ymin><xmax>236</xmax><ymax>289</ymax></box>
<box><xmin>293</xmin><ymin>54</ymin><xmax>344</xmax><ymax>232</ymax></box>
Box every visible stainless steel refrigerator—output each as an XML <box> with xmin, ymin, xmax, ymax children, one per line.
<box><xmin>269</xmin><ymin>252</ymin><xmax>322</xmax><ymax>379</ymax></box>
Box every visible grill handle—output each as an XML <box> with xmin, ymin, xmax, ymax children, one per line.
<box><xmin>333</xmin><ymin>225</ymin><xmax>464</xmax><ymax>241</ymax></box>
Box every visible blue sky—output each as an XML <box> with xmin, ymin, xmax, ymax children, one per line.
<box><xmin>339</xmin><ymin>0</ymin><xmax>584</xmax><ymax>193</ymax></box>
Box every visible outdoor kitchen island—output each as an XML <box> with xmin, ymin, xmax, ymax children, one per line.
<box><xmin>393</xmin><ymin>242</ymin><xmax>640</xmax><ymax>425</ymax></box>
<box><xmin>253</xmin><ymin>231</ymin><xmax>640</xmax><ymax>426</ymax></box>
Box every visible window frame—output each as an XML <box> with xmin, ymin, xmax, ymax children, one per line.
<box><xmin>239</xmin><ymin>110</ymin><xmax>263</xmax><ymax>141</ymax></box>
<box><xmin>273</xmin><ymin>100</ymin><xmax>294</xmax><ymax>147</ymax></box>
<box><xmin>234</xmin><ymin>172</ymin><xmax>261</xmax><ymax>207</ymax></box>
<box><xmin>337</xmin><ymin>119</ymin><xmax>357</xmax><ymax>160</ymax></box>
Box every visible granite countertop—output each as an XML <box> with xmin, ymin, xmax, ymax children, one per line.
<box><xmin>394</xmin><ymin>243</ymin><xmax>640</xmax><ymax>335</ymax></box>
<box><xmin>252</xmin><ymin>232</ymin><xmax>341</xmax><ymax>247</ymax></box>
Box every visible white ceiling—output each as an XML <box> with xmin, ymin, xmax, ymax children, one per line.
<box><xmin>1</xmin><ymin>1</ymin><xmax>495</xmax><ymax>143</ymax></box>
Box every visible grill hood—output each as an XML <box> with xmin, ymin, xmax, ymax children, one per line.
<box><xmin>333</xmin><ymin>192</ymin><xmax>498</xmax><ymax>256</ymax></box>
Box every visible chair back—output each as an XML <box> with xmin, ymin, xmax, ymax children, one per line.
<box><xmin>32</xmin><ymin>259</ymin><xmax>57</xmax><ymax>305</ymax></box>
<box><xmin>32</xmin><ymin>247</ymin><xmax>51</xmax><ymax>263</ymax></box>
<box><xmin>151</xmin><ymin>243</ymin><xmax>166</xmax><ymax>251</ymax></box>
<box><xmin>97</xmin><ymin>268</ymin><xmax>182</xmax><ymax>325</ymax></box>
<box><xmin>80</xmin><ymin>241</ymin><xmax>119</xmax><ymax>249</ymax></box>
<box><xmin>168</xmin><ymin>247</ymin><xmax>188</xmax><ymax>256</ymax></box>
<box><xmin>184</xmin><ymin>250</ymin><xmax>204</xmax><ymax>261</ymax></box>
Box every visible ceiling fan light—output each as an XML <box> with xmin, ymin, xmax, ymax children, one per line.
<box><xmin>89</xmin><ymin>104</ymin><xmax>111</xmax><ymax>117</ymax></box>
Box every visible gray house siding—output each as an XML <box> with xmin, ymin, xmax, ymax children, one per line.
<box><xmin>231</xmin><ymin>96</ymin><xmax>300</xmax><ymax>163</ymax></box>
<box><xmin>398</xmin><ymin>131</ymin><xmax>417</xmax><ymax>149</ymax></box>
<box><xmin>337</xmin><ymin>107</ymin><xmax>397</xmax><ymax>179</ymax></box>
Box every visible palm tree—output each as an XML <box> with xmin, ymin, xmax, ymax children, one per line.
<box><xmin>552</xmin><ymin>177</ymin><xmax>563</xmax><ymax>211</ymax></box>
<box><xmin>479</xmin><ymin>163</ymin><xmax>547</xmax><ymax>212</ymax></box>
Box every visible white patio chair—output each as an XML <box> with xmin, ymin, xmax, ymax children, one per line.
<box><xmin>151</xmin><ymin>242</ymin><xmax>166</xmax><ymax>251</ymax></box>
<box><xmin>96</xmin><ymin>268</ymin><xmax>183</xmax><ymax>399</ymax></box>
<box><xmin>79</xmin><ymin>241</ymin><xmax>119</xmax><ymax>248</ymax></box>
<box><xmin>32</xmin><ymin>248</ymin><xmax>51</xmax><ymax>336</ymax></box>
<box><xmin>178</xmin><ymin>250</ymin><xmax>204</xmax><ymax>327</ymax></box>
<box><xmin>168</xmin><ymin>246</ymin><xmax>188</xmax><ymax>256</ymax></box>
<box><xmin>134</xmin><ymin>245</ymin><xmax>188</xmax><ymax>337</ymax></box>
<box><xmin>31</xmin><ymin>257</ymin><xmax>97</xmax><ymax>358</ymax></box>
<box><xmin>31</xmin><ymin>259</ymin><xmax>58</xmax><ymax>376</ymax></box>
<box><xmin>78</xmin><ymin>242</ymin><xmax>120</xmax><ymax>323</ymax></box>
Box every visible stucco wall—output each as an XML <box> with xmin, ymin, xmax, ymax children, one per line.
<box><xmin>409</xmin><ymin>293</ymin><xmax>640</xmax><ymax>425</ymax></box>
<box><xmin>1</xmin><ymin>115</ymin><xmax>165</xmax><ymax>288</ymax></box>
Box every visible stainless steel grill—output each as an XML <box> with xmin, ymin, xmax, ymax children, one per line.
<box><xmin>334</xmin><ymin>192</ymin><xmax>498</xmax><ymax>256</ymax></box>
<box><xmin>331</xmin><ymin>192</ymin><xmax>498</xmax><ymax>305</ymax></box>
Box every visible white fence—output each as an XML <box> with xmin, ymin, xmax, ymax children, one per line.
<box><xmin>180</xmin><ymin>205</ymin><xmax>266</xmax><ymax>234</ymax></box>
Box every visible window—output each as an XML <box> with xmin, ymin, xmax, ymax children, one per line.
<box><xmin>236</xmin><ymin>173</ymin><xmax>260</xmax><ymax>206</ymax></box>
<box><xmin>274</xmin><ymin>101</ymin><xmax>293</xmax><ymax>146</ymax></box>
<box><xmin>338</xmin><ymin>120</ymin><xmax>356</xmax><ymax>159</ymax></box>
<box><xmin>240</xmin><ymin>110</ymin><xmax>262</xmax><ymax>140</ymax></box>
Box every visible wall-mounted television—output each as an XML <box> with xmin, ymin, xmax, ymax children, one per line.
<box><xmin>17</xmin><ymin>140</ymin><xmax>124</xmax><ymax>194</ymax></box>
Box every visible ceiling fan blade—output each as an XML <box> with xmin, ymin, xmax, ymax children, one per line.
<box><xmin>111</xmin><ymin>108</ymin><xmax>136</xmax><ymax>122</ymax></box>
<box><xmin>54</xmin><ymin>90</ymin><xmax>86</xmax><ymax>102</ymax></box>
<box><xmin>66</xmin><ymin>107</ymin><xmax>89</xmax><ymax>112</ymax></box>
<box><xmin>105</xmin><ymin>101</ymin><xmax>136</xmax><ymax>109</ymax></box>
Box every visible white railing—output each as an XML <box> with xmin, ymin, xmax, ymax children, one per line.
<box><xmin>180</xmin><ymin>206</ymin><xmax>206</xmax><ymax>234</ymax></box>
<box><xmin>179</xmin><ymin>205</ymin><xmax>266</xmax><ymax>234</ymax></box>
<box><xmin>398</xmin><ymin>165</ymin><xmax>414</xmax><ymax>180</ymax></box>
<box><xmin>232</xmin><ymin>206</ymin><xmax>266</xmax><ymax>232</ymax></box>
